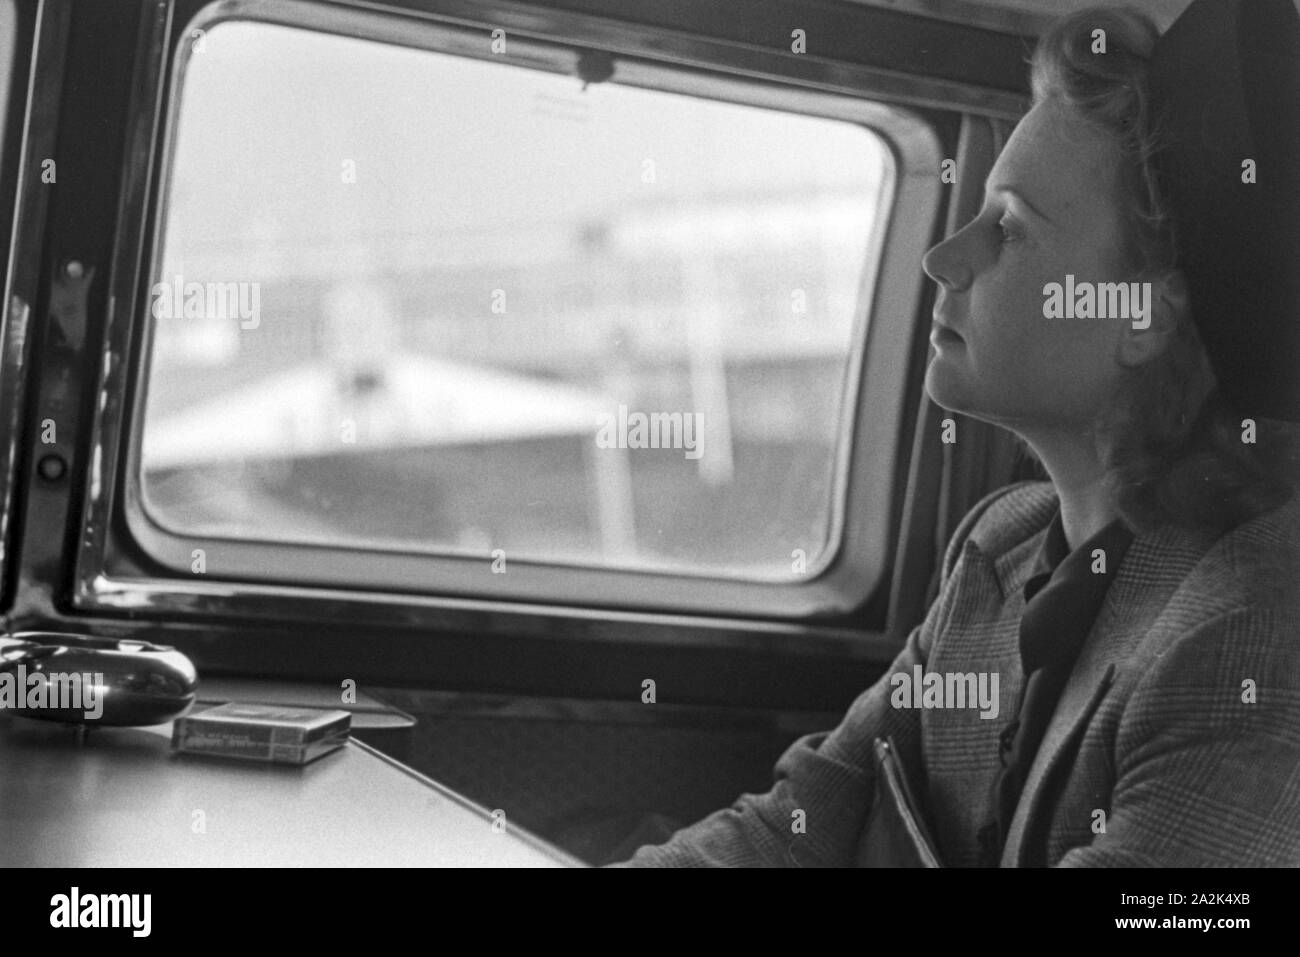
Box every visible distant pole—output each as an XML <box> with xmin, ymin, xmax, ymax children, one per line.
<box><xmin>682</xmin><ymin>240</ymin><xmax>734</xmax><ymax>486</ymax></box>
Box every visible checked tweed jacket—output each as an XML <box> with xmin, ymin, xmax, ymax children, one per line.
<box><xmin>618</xmin><ymin>480</ymin><xmax>1300</xmax><ymax>867</ymax></box>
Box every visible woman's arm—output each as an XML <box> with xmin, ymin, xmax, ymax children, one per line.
<box><xmin>610</xmin><ymin>482</ymin><xmax>1030</xmax><ymax>866</ymax></box>
<box><xmin>610</xmin><ymin>615</ymin><xmax>933</xmax><ymax>867</ymax></box>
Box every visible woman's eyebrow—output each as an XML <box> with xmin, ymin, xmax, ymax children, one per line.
<box><xmin>984</xmin><ymin>181</ymin><xmax>1054</xmax><ymax>225</ymax></box>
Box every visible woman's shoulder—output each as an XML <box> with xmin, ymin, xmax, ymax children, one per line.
<box><xmin>1128</xmin><ymin>495</ymin><xmax>1300</xmax><ymax>699</ymax></box>
<box><xmin>1125</xmin><ymin>490</ymin><xmax>1300</xmax><ymax>667</ymax></box>
<box><xmin>1186</xmin><ymin>488</ymin><xmax>1300</xmax><ymax>610</ymax></box>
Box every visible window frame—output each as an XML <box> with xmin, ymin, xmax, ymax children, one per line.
<box><xmin>73</xmin><ymin>0</ymin><xmax>948</xmax><ymax>633</ymax></box>
<box><xmin>0</xmin><ymin>0</ymin><xmax>43</xmax><ymax>611</ymax></box>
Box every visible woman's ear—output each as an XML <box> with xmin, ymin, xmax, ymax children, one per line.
<box><xmin>1116</xmin><ymin>268</ymin><xmax>1189</xmax><ymax>368</ymax></box>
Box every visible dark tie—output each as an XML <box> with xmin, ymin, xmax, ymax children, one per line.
<box><xmin>977</xmin><ymin>521</ymin><xmax>1133</xmax><ymax>866</ymax></box>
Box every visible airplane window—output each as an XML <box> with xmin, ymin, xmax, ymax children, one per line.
<box><xmin>139</xmin><ymin>19</ymin><xmax>889</xmax><ymax>581</ymax></box>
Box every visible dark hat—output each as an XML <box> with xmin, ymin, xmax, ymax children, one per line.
<box><xmin>1148</xmin><ymin>0</ymin><xmax>1300</xmax><ymax>422</ymax></box>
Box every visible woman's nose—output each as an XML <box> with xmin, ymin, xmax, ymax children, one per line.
<box><xmin>922</xmin><ymin>231</ymin><xmax>974</xmax><ymax>291</ymax></box>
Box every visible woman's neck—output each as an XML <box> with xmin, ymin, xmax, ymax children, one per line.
<box><xmin>1020</xmin><ymin>431</ymin><xmax>1120</xmax><ymax>550</ymax></box>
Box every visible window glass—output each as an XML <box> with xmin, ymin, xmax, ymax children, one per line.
<box><xmin>140</xmin><ymin>20</ymin><xmax>888</xmax><ymax>579</ymax></box>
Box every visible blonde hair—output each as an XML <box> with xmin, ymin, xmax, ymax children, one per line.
<box><xmin>1027</xmin><ymin>6</ymin><xmax>1297</xmax><ymax>534</ymax></box>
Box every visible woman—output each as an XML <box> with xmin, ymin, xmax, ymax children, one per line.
<box><xmin>614</xmin><ymin>0</ymin><xmax>1300</xmax><ymax>867</ymax></box>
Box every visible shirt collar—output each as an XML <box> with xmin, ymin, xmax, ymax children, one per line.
<box><xmin>1023</xmin><ymin>509</ymin><xmax>1131</xmax><ymax>597</ymax></box>
<box><xmin>1019</xmin><ymin>509</ymin><xmax>1135</xmax><ymax>673</ymax></box>
<box><xmin>1030</xmin><ymin>509</ymin><xmax>1070</xmax><ymax>581</ymax></box>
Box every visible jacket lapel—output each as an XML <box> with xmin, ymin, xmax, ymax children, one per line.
<box><xmin>996</xmin><ymin>517</ymin><xmax>1222</xmax><ymax>866</ymax></box>
<box><xmin>998</xmin><ymin>661</ymin><xmax>1116</xmax><ymax>866</ymax></box>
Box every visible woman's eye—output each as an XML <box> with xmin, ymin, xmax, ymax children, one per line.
<box><xmin>997</xmin><ymin>214</ymin><xmax>1021</xmax><ymax>244</ymax></box>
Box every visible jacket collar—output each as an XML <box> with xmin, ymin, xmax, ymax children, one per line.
<box><xmin>965</xmin><ymin>481</ymin><xmax>1057</xmax><ymax>601</ymax></box>
<box><xmin>991</xmin><ymin>501</ymin><xmax>1229</xmax><ymax>865</ymax></box>
<box><xmin>970</xmin><ymin>482</ymin><xmax>1225</xmax><ymax>604</ymax></box>
<box><xmin>952</xmin><ymin>482</ymin><xmax>1297</xmax><ymax>864</ymax></box>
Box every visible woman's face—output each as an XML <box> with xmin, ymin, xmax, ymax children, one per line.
<box><xmin>922</xmin><ymin>96</ymin><xmax>1139</xmax><ymax>433</ymax></box>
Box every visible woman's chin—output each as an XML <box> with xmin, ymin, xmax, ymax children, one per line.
<box><xmin>924</xmin><ymin>361</ymin><xmax>972</xmax><ymax>413</ymax></box>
